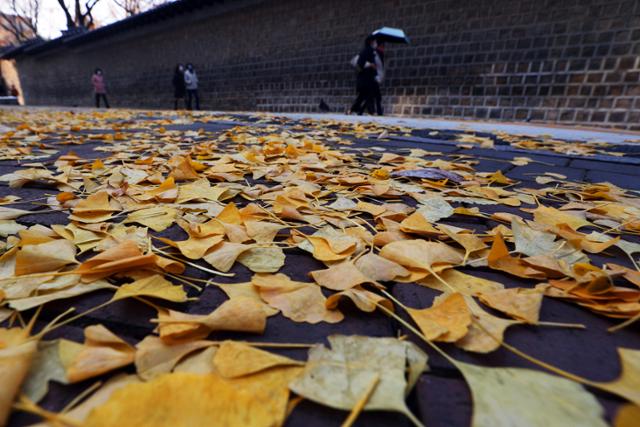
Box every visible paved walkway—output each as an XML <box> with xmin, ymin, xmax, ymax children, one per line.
<box><xmin>261</xmin><ymin>111</ymin><xmax>640</xmax><ymax>144</ymax></box>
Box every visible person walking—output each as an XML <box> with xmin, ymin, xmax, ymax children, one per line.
<box><xmin>172</xmin><ymin>63</ymin><xmax>186</xmax><ymax>110</ymax></box>
<box><xmin>91</xmin><ymin>68</ymin><xmax>110</xmax><ymax>108</ymax></box>
<box><xmin>184</xmin><ymin>63</ymin><xmax>200</xmax><ymax>111</ymax></box>
<box><xmin>349</xmin><ymin>35</ymin><xmax>378</xmax><ymax>115</ymax></box>
<box><xmin>373</xmin><ymin>42</ymin><xmax>385</xmax><ymax>115</ymax></box>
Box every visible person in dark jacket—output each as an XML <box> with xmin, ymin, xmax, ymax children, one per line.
<box><xmin>172</xmin><ymin>63</ymin><xmax>186</xmax><ymax>110</ymax></box>
<box><xmin>349</xmin><ymin>35</ymin><xmax>378</xmax><ymax>115</ymax></box>
<box><xmin>373</xmin><ymin>42</ymin><xmax>385</xmax><ymax>115</ymax></box>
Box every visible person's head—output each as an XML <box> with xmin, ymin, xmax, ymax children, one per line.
<box><xmin>175</xmin><ymin>63</ymin><xmax>184</xmax><ymax>73</ymax></box>
<box><xmin>377</xmin><ymin>42</ymin><xmax>385</xmax><ymax>52</ymax></box>
<box><xmin>186</xmin><ymin>63</ymin><xmax>194</xmax><ymax>71</ymax></box>
<box><xmin>365</xmin><ymin>35</ymin><xmax>378</xmax><ymax>49</ymax></box>
<box><xmin>94</xmin><ymin>68</ymin><xmax>103</xmax><ymax>75</ymax></box>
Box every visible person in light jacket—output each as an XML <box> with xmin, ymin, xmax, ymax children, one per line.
<box><xmin>184</xmin><ymin>63</ymin><xmax>200</xmax><ymax>110</ymax></box>
<box><xmin>91</xmin><ymin>68</ymin><xmax>110</xmax><ymax>108</ymax></box>
<box><xmin>172</xmin><ymin>63</ymin><xmax>186</xmax><ymax>110</ymax></box>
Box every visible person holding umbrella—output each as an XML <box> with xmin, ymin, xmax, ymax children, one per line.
<box><xmin>373</xmin><ymin>41</ymin><xmax>385</xmax><ymax>115</ymax></box>
<box><xmin>349</xmin><ymin>35</ymin><xmax>378</xmax><ymax>115</ymax></box>
<box><xmin>349</xmin><ymin>28</ymin><xmax>409</xmax><ymax>115</ymax></box>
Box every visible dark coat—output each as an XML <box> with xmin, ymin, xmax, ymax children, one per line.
<box><xmin>356</xmin><ymin>46</ymin><xmax>377</xmax><ymax>82</ymax></box>
<box><xmin>172</xmin><ymin>71</ymin><xmax>186</xmax><ymax>98</ymax></box>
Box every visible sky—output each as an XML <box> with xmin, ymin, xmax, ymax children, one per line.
<box><xmin>1</xmin><ymin>0</ymin><xmax>142</xmax><ymax>40</ymax></box>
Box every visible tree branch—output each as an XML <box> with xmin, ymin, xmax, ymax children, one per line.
<box><xmin>0</xmin><ymin>0</ymin><xmax>39</xmax><ymax>43</ymax></box>
<box><xmin>56</xmin><ymin>0</ymin><xmax>75</xmax><ymax>28</ymax></box>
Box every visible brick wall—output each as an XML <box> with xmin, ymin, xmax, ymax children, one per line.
<box><xmin>11</xmin><ymin>0</ymin><xmax>640</xmax><ymax>129</ymax></box>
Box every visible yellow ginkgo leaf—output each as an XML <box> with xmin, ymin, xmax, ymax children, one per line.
<box><xmin>325</xmin><ymin>286</ymin><xmax>393</xmax><ymax>313</ymax></box>
<box><xmin>252</xmin><ymin>273</ymin><xmax>343</xmax><ymax>324</ymax></box>
<box><xmin>596</xmin><ymin>348</ymin><xmax>640</xmax><ymax>406</ymax></box>
<box><xmin>176</xmin><ymin>178</ymin><xmax>227</xmax><ymax>203</ymax></box>
<box><xmin>217</xmin><ymin>282</ymin><xmax>279</xmax><ymax>317</ymax></box>
<box><xmin>216</xmin><ymin>202</ymin><xmax>243</xmax><ymax>225</ymax></box>
<box><xmin>15</xmin><ymin>239</ymin><xmax>77</xmax><ymax>275</ymax></box>
<box><xmin>75</xmin><ymin>240</ymin><xmax>157</xmax><ymax>281</ymax></box>
<box><xmin>455</xmin><ymin>296</ymin><xmax>520</xmax><ymax>353</ymax></box>
<box><xmin>407</xmin><ymin>293</ymin><xmax>471</xmax><ymax>342</ymax></box>
<box><xmin>289</xmin><ymin>335</ymin><xmax>427</xmax><ymax>425</ymax></box>
<box><xmin>399</xmin><ymin>212</ymin><xmax>440</xmax><ymax>236</ymax></box>
<box><xmin>65</xmin><ymin>325</ymin><xmax>135</xmax><ymax>383</ymax></box>
<box><xmin>0</xmin><ymin>326</ymin><xmax>37</xmax><ymax>426</ymax></box>
<box><xmin>202</xmin><ymin>242</ymin><xmax>250</xmax><ymax>272</ymax></box>
<box><xmin>134</xmin><ymin>336</ymin><xmax>214</xmax><ymax>381</ymax></box>
<box><xmin>310</xmin><ymin>261</ymin><xmax>373</xmax><ymax>291</ymax></box>
<box><xmin>615</xmin><ymin>404</ymin><xmax>640</xmax><ymax>427</ymax></box>
<box><xmin>156</xmin><ymin>297</ymin><xmax>267</xmax><ymax>343</ymax></box>
<box><xmin>168</xmin><ymin>155</ymin><xmax>200</xmax><ymax>181</ymax></box>
<box><xmin>124</xmin><ymin>206</ymin><xmax>177</xmax><ymax>232</ymax></box>
<box><xmin>307</xmin><ymin>236</ymin><xmax>356</xmax><ymax>262</ymax></box>
<box><xmin>379</xmin><ymin>239</ymin><xmax>463</xmax><ymax>271</ymax></box>
<box><xmin>457</xmin><ymin>361</ymin><xmax>607</xmax><ymax>427</ymax></box>
<box><xmin>237</xmin><ymin>247</ymin><xmax>285</xmax><ymax>273</ymax></box>
<box><xmin>112</xmin><ymin>274</ymin><xmax>187</xmax><ymax>303</ymax></box>
<box><xmin>244</xmin><ymin>221</ymin><xmax>283</xmax><ymax>243</ymax></box>
<box><xmin>354</xmin><ymin>252</ymin><xmax>409</xmax><ymax>282</ymax></box>
<box><xmin>529</xmin><ymin>205</ymin><xmax>592</xmax><ymax>231</ymax></box>
<box><xmin>213</xmin><ymin>341</ymin><xmax>302</xmax><ymax>378</ymax></box>
<box><xmin>479</xmin><ymin>288</ymin><xmax>543</xmax><ymax>324</ymax></box>
<box><xmin>417</xmin><ymin>269</ymin><xmax>504</xmax><ymax>296</ymax></box>
<box><xmin>71</xmin><ymin>191</ymin><xmax>119</xmax><ymax>215</ymax></box>
<box><xmin>83</xmin><ymin>370</ymin><xmax>301</xmax><ymax>427</ymax></box>
<box><xmin>159</xmin><ymin>235</ymin><xmax>223</xmax><ymax>260</ymax></box>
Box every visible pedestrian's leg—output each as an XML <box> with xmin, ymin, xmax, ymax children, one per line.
<box><xmin>104</xmin><ymin>95</ymin><xmax>110</xmax><ymax>109</ymax></box>
<box><xmin>95</xmin><ymin>94</ymin><xmax>100</xmax><ymax>108</ymax></box>
<box><xmin>365</xmin><ymin>95</ymin><xmax>375</xmax><ymax>115</ymax></box>
<box><xmin>194</xmin><ymin>91</ymin><xmax>200</xmax><ymax>110</ymax></box>
<box><xmin>174</xmin><ymin>98</ymin><xmax>178</xmax><ymax>110</ymax></box>
<box><xmin>374</xmin><ymin>83</ymin><xmax>383</xmax><ymax>115</ymax></box>
<box><xmin>350</xmin><ymin>78</ymin><xmax>367</xmax><ymax>114</ymax></box>
<box><xmin>351</xmin><ymin>92</ymin><xmax>366</xmax><ymax>115</ymax></box>
<box><xmin>186</xmin><ymin>91</ymin><xmax>193</xmax><ymax>110</ymax></box>
<box><xmin>363</xmin><ymin>83</ymin><xmax>375</xmax><ymax>115</ymax></box>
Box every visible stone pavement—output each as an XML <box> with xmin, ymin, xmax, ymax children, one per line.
<box><xmin>1</xmin><ymin>107</ymin><xmax>639</xmax><ymax>427</ymax></box>
<box><xmin>268</xmin><ymin>112</ymin><xmax>640</xmax><ymax>144</ymax></box>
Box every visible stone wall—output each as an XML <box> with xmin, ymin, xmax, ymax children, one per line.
<box><xmin>11</xmin><ymin>0</ymin><xmax>640</xmax><ymax>129</ymax></box>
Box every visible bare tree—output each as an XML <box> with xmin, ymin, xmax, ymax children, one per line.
<box><xmin>0</xmin><ymin>0</ymin><xmax>40</xmax><ymax>44</ymax></box>
<box><xmin>111</xmin><ymin>0</ymin><xmax>168</xmax><ymax>17</ymax></box>
<box><xmin>55</xmin><ymin>0</ymin><xmax>103</xmax><ymax>31</ymax></box>
<box><xmin>112</xmin><ymin>0</ymin><xmax>142</xmax><ymax>16</ymax></box>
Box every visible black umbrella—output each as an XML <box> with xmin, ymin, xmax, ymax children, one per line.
<box><xmin>371</xmin><ymin>27</ymin><xmax>410</xmax><ymax>44</ymax></box>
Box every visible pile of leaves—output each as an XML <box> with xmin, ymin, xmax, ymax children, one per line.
<box><xmin>0</xmin><ymin>108</ymin><xmax>638</xmax><ymax>427</ymax></box>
